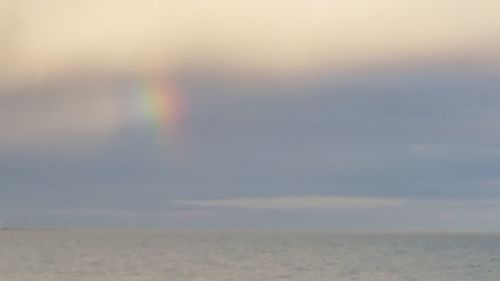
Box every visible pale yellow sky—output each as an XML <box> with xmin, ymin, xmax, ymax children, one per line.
<box><xmin>1</xmin><ymin>0</ymin><xmax>499</xmax><ymax>81</ymax></box>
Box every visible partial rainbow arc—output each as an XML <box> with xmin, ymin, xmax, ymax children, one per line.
<box><xmin>122</xmin><ymin>77</ymin><xmax>184</xmax><ymax>143</ymax></box>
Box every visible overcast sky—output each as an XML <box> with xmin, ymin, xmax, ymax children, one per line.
<box><xmin>1</xmin><ymin>0</ymin><xmax>500</xmax><ymax>231</ymax></box>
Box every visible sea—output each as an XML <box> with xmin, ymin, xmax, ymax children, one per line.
<box><xmin>0</xmin><ymin>231</ymin><xmax>499</xmax><ymax>280</ymax></box>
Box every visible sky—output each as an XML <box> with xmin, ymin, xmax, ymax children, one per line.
<box><xmin>1</xmin><ymin>0</ymin><xmax>500</xmax><ymax>231</ymax></box>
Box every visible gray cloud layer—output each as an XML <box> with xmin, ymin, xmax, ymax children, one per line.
<box><xmin>1</xmin><ymin>62</ymin><xmax>500</xmax><ymax>230</ymax></box>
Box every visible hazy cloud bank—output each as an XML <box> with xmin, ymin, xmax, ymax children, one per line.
<box><xmin>1</xmin><ymin>0</ymin><xmax>499</xmax><ymax>81</ymax></box>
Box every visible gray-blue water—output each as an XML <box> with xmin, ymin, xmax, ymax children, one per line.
<box><xmin>1</xmin><ymin>231</ymin><xmax>499</xmax><ymax>280</ymax></box>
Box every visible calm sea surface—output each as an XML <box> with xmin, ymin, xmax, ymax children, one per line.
<box><xmin>0</xmin><ymin>231</ymin><xmax>499</xmax><ymax>280</ymax></box>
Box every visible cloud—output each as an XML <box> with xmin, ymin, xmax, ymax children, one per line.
<box><xmin>0</xmin><ymin>86</ymin><xmax>121</xmax><ymax>149</ymax></box>
<box><xmin>176</xmin><ymin>196</ymin><xmax>500</xmax><ymax>212</ymax></box>
<box><xmin>1</xmin><ymin>58</ymin><xmax>499</xmax><ymax>230</ymax></box>
<box><xmin>42</xmin><ymin>208</ymin><xmax>216</xmax><ymax>220</ymax></box>
<box><xmin>5</xmin><ymin>198</ymin><xmax>500</xmax><ymax>230</ymax></box>
<box><xmin>1</xmin><ymin>0</ymin><xmax>499</xmax><ymax>81</ymax></box>
<box><xmin>175</xmin><ymin>196</ymin><xmax>408</xmax><ymax>210</ymax></box>
<box><xmin>173</xmin><ymin>197</ymin><xmax>500</xmax><ymax>231</ymax></box>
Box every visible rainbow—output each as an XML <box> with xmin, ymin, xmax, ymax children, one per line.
<box><xmin>120</xmin><ymin>77</ymin><xmax>184</xmax><ymax>143</ymax></box>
